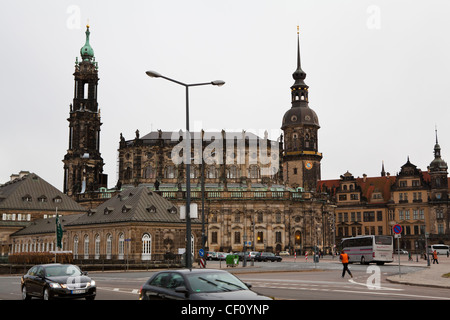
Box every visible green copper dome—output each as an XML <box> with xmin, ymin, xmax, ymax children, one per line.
<box><xmin>80</xmin><ymin>25</ymin><xmax>94</xmax><ymax>61</ymax></box>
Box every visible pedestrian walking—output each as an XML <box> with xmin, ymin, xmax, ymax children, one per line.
<box><xmin>432</xmin><ymin>250</ymin><xmax>439</xmax><ymax>264</ymax></box>
<box><xmin>339</xmin><ymin>250</ymin><xmax>353</xmax><ymax>278</ymax></box>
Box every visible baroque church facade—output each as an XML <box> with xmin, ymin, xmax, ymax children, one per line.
<box><xmin>60</xmin><ymin>26</ymin><xmax>336</xmax><ymax>256</ymax></box>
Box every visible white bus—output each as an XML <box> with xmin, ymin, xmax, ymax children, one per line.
<box><xmin>340</xmin><ymin>235</ymin><xmax>393</xmax><ymax>265</ymax></box>
<box><xmin>427</xmin><ymin>244</ymin><xmax>449</xmax><ymax>255</ymax></box>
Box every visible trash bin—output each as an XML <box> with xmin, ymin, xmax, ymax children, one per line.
<box><xmin>226</xmin><ymin>254</ymin><xmax>239</xmax><ymax>267</ymax></box>
<box><xmin>314</xmin><ymin>254</ymin><xmax>319</xmax><ymax>263</ymax></box>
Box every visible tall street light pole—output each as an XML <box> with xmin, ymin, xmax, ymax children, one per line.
<box><xmin>145</xmin><ymin>71</ymin><xmax>224</xmax><ymax>270</ymax></box>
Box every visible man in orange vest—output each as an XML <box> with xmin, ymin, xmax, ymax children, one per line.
<box><xmin>432</xmin><ymin>250</ymin><xmax>439</xmax><ymax>264</ymax></box>
<box><xmin>340</xmin><ymin>250</ymin><xmax>353</xmax><ymax>278</ymax></box>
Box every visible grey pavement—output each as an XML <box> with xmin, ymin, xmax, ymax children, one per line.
<box><xmin>386</xmin><ymin>255</ymin><xmax>450</xmax><ymax>289</ymax></box>
<box><xmin>199</xmin><ymin>254</ymin><xmax>450</xmax><ymax>289</ymax></box>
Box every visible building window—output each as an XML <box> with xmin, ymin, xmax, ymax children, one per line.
<box><xmin>275</xmin><ymin>231</ymin><xmax>282</xmax><ymax>243</ymax></box>
<box><xmin>276</xmin><ymin>212</ymin><xmax>282</xmax><ymax>223</ymax></box>
<box><xmin>295</xmin><ymin>231</ymin><xmax>301</xmax><ymax>245</ymax></box>
<box><xmin>118</xmin><ymin>233</ymin><xmax>125</xmax><ymax>260</ymax></box>
<box><xmin>84</xmin><ymin>235</ymin><xmax>89</xmax><ymax>260</ymax></box>
<box><xmin>234</xmin><ymin>231</ymin><xmax>241</xmax><ymax>244</ymax></box>
<box><xmin>207</xmin><ymin>166</ymin><xmax>218</xmax><ymax>179</ymax></box>
<box><xmin>257</xmin><ymin>212</ymin><xmax>263</xmax><ymax>223</ymax></box>
<box><xmin>95</xmin><ymin>235</ymin><xmax>100</xmax><ymax>260</ymax></box>
<box><xmin>142</xmin><ymin>234</ymin><xmax>151</xmax><ymax>261</ymax></box>
<box><xmin>257</xmin><ymin>231</ymin><xmax>264</xmax><ymax>244</ymax></box>
<box><xmin>106</xmin><ymin>234</ymin><xmax>112</xmax><ymax>259</ymax></box>
<box><xmin>211</xmin><ymin>231</ymin><xmax>218</xmax><ymax>244</ymax></box>
<box><xmin>227</xmin><ymin>166</ymin><xmax>238</xmax><ymax>179</ymax></box>
<box><xmin>405</xmin><ymin>210</ymin><xmax>410</xmax><ymax>220</ymax></box>
<box><xmin>249</xmin><ymin>166</ymin><xmax>260</xmax><ymax>179</ymax></box>
<box><xmin>363</xmin><ymin>211</ymin><xmax>375</xmax><ymax>222</ymax></box>
<box><xmin>73</xmin><ymin>236</ymin><xmax>79</xmax><ymax>259</ymax></box>
<box><xmin>144</xmin><ymin>165</ymin><xmax>155</xmax><ymax>179</ymax></box>
<box><xmin>377</xmin><ymin>211</ymin><xmax>383</xmax><ymax>221</ymax></box>
<box><xmin>164</xmin><ymin>166</ymin><xmax>176</xmax><ymax>179</ymax></box>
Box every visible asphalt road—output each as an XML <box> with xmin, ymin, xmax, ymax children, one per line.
<box><xmin>2</xmin><ymin>259</ymin><xmax>449</xmax><ymax>301</ymax></box>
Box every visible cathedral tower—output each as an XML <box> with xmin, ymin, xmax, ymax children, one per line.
<box><xmin>63</xmin><ymin>25</ymin><xmax>107</xmax><ymax>197</ymax></box>
<box><xmin>281</xmin><ymin>27</ymin><xmax>322</xmax><ymax>190</ymax></box>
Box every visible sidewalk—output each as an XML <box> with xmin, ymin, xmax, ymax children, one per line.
<box><xmin>386</xmin><ymin>256</ymin><xmax>450</xmax><ymax>289</ymax></box>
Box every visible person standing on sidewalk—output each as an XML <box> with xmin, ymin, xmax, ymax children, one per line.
<box><xmin>432</xmin><ymin>250</ymin><xmax>439</xmax><ymax>264</ymax></box>
<box><xmin>340</xmin><ymin>250</ymin><xmax>353</xmax><ymax>278</ymax></box>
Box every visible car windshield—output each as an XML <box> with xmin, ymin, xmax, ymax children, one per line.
<box><xmin>44</xmin><ymin>265</ymin><xmax>82</xmax><ymax>277</ymax></box>
<box><xmin>187</xmin><ymin>272</ymin><xmax>248</xmax><ymax>293</ymax></box>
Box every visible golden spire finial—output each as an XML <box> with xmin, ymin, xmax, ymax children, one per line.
<box><xmin>86</xmin><ymin>18</ymin><xmax>90</xmax><ymax>28</ymax></box>
<box><xmin>297</xmin><ymin>25</ymin><xmax>299</xmax><ymax>35</ymax></box>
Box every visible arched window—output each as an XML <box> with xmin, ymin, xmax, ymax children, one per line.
<box><xmin>118</xmin><ymin>233</ymin><xmax>125</xmax><ymax>260</ymax></box>
<box><xmin>164</xmin><ymin>166</ymin><xmax>176</xmax><ymax>179</ymax></box>
<box><xmin>106</xmin><ymin>234</ymin><xmax>112</xmax><ymax>260</ymax></box>
<box><xmin>125</xmin><ymin>167</ymin><xmax>132</xmax><ymax>180</ymax></box>
<box><xmin>84</xmin><ymin>235</ymin><xmax>89</xmax><ymax>259</ymax></box>
<box><xmin>95</xmin><ymin>234</ymin><xmax>100</xmax><ymax>259</ymax></box>
<box><xmin>249</xmin><ymin>165</ymin><xmax>260</xmax><ymax>179</ymax></box>
<box><xmin>144</xmin><ymin>165</ymin><xmax>155</xmax><ymax>179</ymax></box>
<box><xmin>295</xmin><ymin>231</ymin><xmax>301</xmax><ymax>245</ymax></box>
<box><xmin>227</xmin><ymin>166</ymin><xmax>238</xmax><ymax>179</ymax></box>
<box><xmin>207</xmin><ymin>166</ymin><xmax>218</xmax><ymax>179</ymax></box>
<box><xmin>142</xmin><ymin>233</ymin><xmax>151</xmax><ymax>261</ymax></box>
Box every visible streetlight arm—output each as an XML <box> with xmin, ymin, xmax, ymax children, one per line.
<box><xmin>145</xmin><ymin>70</ymin><xmax>225</xmax><ymax>87</ymax></box>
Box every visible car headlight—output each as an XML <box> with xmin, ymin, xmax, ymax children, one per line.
<box><xmin>87</xmin><ymin>280</ymin><xmax>96</xmax><ymax>287</ymax></box>
<box><xmin>49</xmin><ymin>283</ymin><xmax>61</xmax><ymax>289</ymax></box>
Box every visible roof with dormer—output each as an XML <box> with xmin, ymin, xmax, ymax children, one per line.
<box><xmin>0</xmin><ymin>173</ymin><xmax>86</xmax><ymax>212</ymax></box>
<box><xmin>66</xmin><ymin>186</ymin><xmax>201</xmax><ymax>226</ymax></box>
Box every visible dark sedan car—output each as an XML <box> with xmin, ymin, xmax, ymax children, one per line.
<box><xmin>255</xmin><ymin>252</ymin><xmax>282</xmax><ymax>262</ymax></box>
<box><xmin>21</xmin><ymin>263</ymin><xmax>96</xmax><ymax>300</ymax></box>
<box><xmin>139</xmin><ymin>269</ymin><xmax>272</xmax><ymax>300</ymax></box>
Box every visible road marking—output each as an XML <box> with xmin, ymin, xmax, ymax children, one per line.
<box><xmin>96</xmin><ymin>287</ymin><xmax>139</xmax><ymax>295</ymax></box>
<box><xmin>348</xmin><ymin>279</ymin><xmax>403</xmax><ymax>291</ymax></box>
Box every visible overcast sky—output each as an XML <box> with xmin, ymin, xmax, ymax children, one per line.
<box><xmin>1</xmin><ymin>0</ymin><xmax>450</xmax><ymax>190</ymax></box>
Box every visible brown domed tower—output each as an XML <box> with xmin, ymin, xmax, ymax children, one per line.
<box><xmin>281</xmin><ymin>27</ymin><xmax>322</xmax><ymax>191</ymax></box>
<box><xmin>63</xmin><ymin>25</ymin><xmax>107</xmax><ymax>197</ymax></box>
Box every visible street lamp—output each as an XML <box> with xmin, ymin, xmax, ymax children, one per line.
<box><xmin>145</xmin><ymin>70</ymin><xmax>225</xmax><ymax>270</ymax></box>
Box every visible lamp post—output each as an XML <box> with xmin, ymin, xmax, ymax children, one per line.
<box><xmin>145</xmin><ymin>71</ymin><xmax>224</xmax><ymax>270</ymax></box>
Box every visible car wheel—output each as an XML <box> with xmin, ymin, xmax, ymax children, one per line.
<box><xmin>21</xmin><ymin>286</ymin><xmax>31</xmax><ymax>301</ymax></box>
<box><xmin>43</xmin><ymin>287</ymin><xmax>51</xmax><ymax>300</ymax></box>
<box><xmin>86</xmin><ymin>295</ymin><xmax>96</xmax><ymax>300</ymax></box>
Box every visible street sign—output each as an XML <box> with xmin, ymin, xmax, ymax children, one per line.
<box><xmin>393</xmin><ymin>224</ymin><xmax>402</xmax><ymax>234</ymax></box>
<box><xmin>199</xmin><ymin>248</ymin><xmax>204</xmax><ymax>257</ymax></box>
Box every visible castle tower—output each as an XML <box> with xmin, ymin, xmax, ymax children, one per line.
<box><xmin>429</xmin><ymin>129</ymin><xmax>448</xmax><ymax>201</ymax></box>
<box><xmin>63</xmin><ymin>25</ymin><xmax>107</xmax><ymax>196</ymax></box>
<box><xmin>281</xmin><ymin>27</ymin><xmax>322</xmax><ymax>190</ymax></box>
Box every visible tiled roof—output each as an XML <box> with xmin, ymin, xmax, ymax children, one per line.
<box><xmin>0</xmin><ymin>173</ymin><xmax>86</xmax><ymax>212</ymax></box>
<box><xmin>67</xmin><ymin>186</ymin><xmax>201</xmax><ymax>226</ymax></box>
<box><xmin>11</xmin><ymin>213</ymin><xmax>84</xmax><ymax>236</ymax></box>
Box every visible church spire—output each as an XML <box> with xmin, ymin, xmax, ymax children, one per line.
<box><xmin>291</xmin><ymin>26</ymin><xmax>309</xmax><ymax>107</ymax></box>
